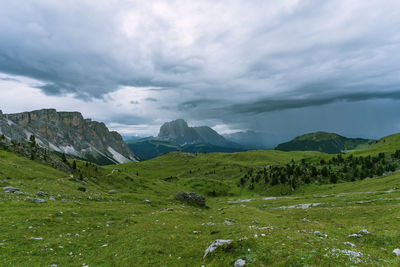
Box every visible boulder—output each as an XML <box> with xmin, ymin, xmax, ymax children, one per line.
<box><xmin>26</xmin><ymin>197</ymin><xmax>46</xmax><ymax>203</ymax></box>
<box><xmin>37</xmin><ymin>191</ymin><xmax>47</xmax><ymax>197</ymax></box>
<box><xmin>203</xmin><ymin>239</ymin><xmax>232</xmax><ymax>258</ymax></box>
<box><xmin>234</xmin><ymin>259</ymin><xmax>246</xmax><ymax>267</ymax></box>
<box><xmin>393</xmin><ymin>248</ymin><xmax>400</xmax><ymax>256</ymax></box>
<box><xmin>3</xmin><ymin>186</ymin><xmax>20</xmax><ymax>193</ymax></box>
<box><xmin>175</xmin><ymin>192</ymin><xmax>206</xmax><ymax>207</ymax></box>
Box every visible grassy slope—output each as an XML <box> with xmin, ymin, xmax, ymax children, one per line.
<box><xmin>1</xmin><ymin>147</ymin><xmax>400</xmax><ymax>266</ymax></box>
<box><xmin>276</xmin><ymin>131</ymin><xmax>374</xmax><ymax>154</ymax></box>
<box><xmin>351</xmin><ymin>133</ymin><xmax>400</xmax><ymax>156</ymax></box>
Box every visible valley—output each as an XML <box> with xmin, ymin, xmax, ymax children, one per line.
<box><xmin>1</xmin><ymin>131</ymin><xmax>400</xmax><ymax>266</ymax></box>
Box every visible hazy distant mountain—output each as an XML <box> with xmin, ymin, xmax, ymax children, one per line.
<box><xmin>157</xmin><ymin>119</ymin><xmax>240</xmax><ymax>148</ymax></box>
<box><xmin>223</xmin><ymin>130</ymin><xmax>280</xmax><ymax>149</ymax></box>
<box><xmin>127</xmin><ymin>119</ymin><xmax>243</xmax><ymax>159</ymax></box>
<box><xmin>275</xmin><ymin>131</ymin><xmax>375</xmax><ymax>154</ymax></box>
<box><xmin>0</xmin><ymin>109</ymin><xmax>138</xmax><ymax>164</ymax></box>
<box><xmin>157</xmin><ymin>119</ymin><xmax>202</xmax><ymax>145</ymax></box>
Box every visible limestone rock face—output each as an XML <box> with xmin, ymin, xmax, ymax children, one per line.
<box><xmin>0</xmin><ymin>109</ymin><xmax>137</xmax><ymax>164</ymax></box>
<box><xmin>157</xmin><ymin>119</ymin><xmax>240</xmax><ymax>148</ymax></box>
<box><xmin>158</xmin><ymin>119</ymin><xmax>202</xmax><ymax>145</ymax></box>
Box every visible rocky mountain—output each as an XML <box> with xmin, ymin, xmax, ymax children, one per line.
<box><xmin>157</xmin><ymin>119</ymin><xmax>240</xmax><ymax>148</ymax></box>
<box><xmin>157</xmin><ymin>119</ymin><xmax>202</xmax><ymax>145</ymax></box>
<box><xmin>127</xmin><ymin>119</ymin><xmax>243</xmax><ymax>160</ymax></box>
<box><xmin>0</xmin><ymin>109</ymin><xmax>138</xmax><ymax>164</ymax></box>
<box><xmin>275</xmin><ymin>131</ymin><xmax>375</xmax><ymax>154</ymax></box>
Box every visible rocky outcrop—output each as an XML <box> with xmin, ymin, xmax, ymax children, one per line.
<box><xmin>0</xmin><ymin>109</ymin><xmax>138</xmax><ymax>164</ymax></box>
<box><xmin>157</xmin><ymin>119</ymin><xmax>240</xmax><ymax>148</ymax></box>
<box><xmin>158</xmin><ymin>119</ymin><xmax>202</xmax><ymax>145</ymax></box>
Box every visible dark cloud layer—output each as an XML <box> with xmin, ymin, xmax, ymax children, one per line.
<box><xmin>232</xmin><ymin>90</ymin><xmax>400</xmax><ymax>114</ymax></box>
<box><xmin>1</xmin><ymin>0</ymin><xmax>400</xmax><ymax>139</ymax></box>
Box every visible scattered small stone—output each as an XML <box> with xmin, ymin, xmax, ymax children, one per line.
<box><xmin>49</xmin><ymin>196</ymin><xmax>55</xmax><ymax>201</ymax></box>
<box><xmin>30</xmin><ymin>237</ymin><xmax>43</xmax><ymax>240</ymax></box>
<box><xmin>101</xmin><ymin>244</ymin><xmax>108</xmax><ymax>247</ymax></box>
<box><xmin>108</xmin><ymin>190</ymin><xmax>117</xmax><ymax>194</ymax></box>
<box><xmin>166</xmin><ymin>208</ymin><xmax>174</xmax><ymax>211</ymax></box>
<box><xmin>143</xmin><ymin>199</ymin><xmax>151</xmax><ymax>203</ymax></box>
<box><xmin>203</xmin><ymin>239</ymin><xmax>232</xmax><ymax>258</ymax></box>
<box><xmin>37</xmin><ymin>191</ymin><xmax>47</xmax><ymax>197</ymax></box>
<box><xmin>302</xmin><ymin>218</ymin><xmax>311</xmax><ymax>222</ymax></box>
<box><xmin>344</xmin><ymin>241</ymin><xmax>356</xmax><ymax>248</ymax></box>
<box><xmin>0</xmin><ymin>179</ymin><xmax>9</xmax><ymax>184</ymax></box>
<box><xmin>25</xmin><ymin>197</ymin><xmax>46</xmax><ymax>203</ymax></box>
<box><xmin>234</xmin><ymin>258</ymin><xmax>246</xmax><ymax>267</ymax></box>
<box><xmin>224</xmin><ymin>219</ymin><xmax>234</xmax><ymax>225</ymax></box>
<box><xmin>49</xmin><ymin>264</ymin><xmax>58</xmax><ymax>267</ymax></box>
<box><xmin>393</xmin><ymin>248</ymin><xmax>400</xmax><ymax>256</ymax></box>
<box><xmin>314</xmin><ymin>231</ymin><xmax>328</xmax><ymax>238</ymax></box>
<box><xmin>348</xmin><ymin>229</ymin><xmax>370</xmax><ymax>238</ymax></box>
<box><xmin>252</xmin><ymin>220</ymin><xmax>258</xmax><ymax>225</ymax></box>
<box><xmin>3</xmin><ymin>186</ymin><xmax>20</xmax><ymax>193</ymax></box>
<box><xmin>329</xmin><ymin>248</ymin><xmax>363</xmax><ymax>264</ymax></box>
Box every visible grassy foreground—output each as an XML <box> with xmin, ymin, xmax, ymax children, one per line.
<box><xmin>1</xmin><ymin>147</ymin><xmax>400</xmax><ymax>266</ymax></box>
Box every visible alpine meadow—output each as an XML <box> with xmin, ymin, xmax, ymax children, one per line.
<box><xmin>1</xmin><ymin>1</ymin><xmax>400</xmax><ymax>266</ymax></box>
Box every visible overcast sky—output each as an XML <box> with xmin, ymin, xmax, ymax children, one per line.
<box><xmin>1</xmin><ymin>0</ymin><xmax>400</xmax><ymax>141</ymax></box>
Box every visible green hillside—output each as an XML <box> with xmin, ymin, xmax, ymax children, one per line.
<box><xmin>126</xmin><ymin>138</ymin><xmax>244</xmax><ymax>160</ymax></box>
<box><xmin>351</xmin><ymin>133</ymin><xmax>400</xmax><ymax>156</ymax></box>
<box><xmin>1</xmin><ymin>134</ymin><xmax>400</xmax><ymax>266</ymax></box>
<box><xmin>275</xmin><ymin>131</ymin><xmax>375</xmax><ymax>154</ymax></box>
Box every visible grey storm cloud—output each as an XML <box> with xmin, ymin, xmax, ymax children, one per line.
<box><xmin>1</xmin><ymin>0</ymin><xmax>400</xmax><ymax>138</ymax></box>
<box><xmin>231</xmin><ymin>90</ymin><xmax>400</xmax><ymax>114</ymax></box>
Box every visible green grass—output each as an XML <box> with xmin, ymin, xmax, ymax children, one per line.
<box><xmin>1</xmin><ymin>147</ymin><xmax>400</xmax><ymax>266</ymax></box>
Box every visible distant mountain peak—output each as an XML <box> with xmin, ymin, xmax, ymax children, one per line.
<box><xmin>156</xmin><ymin>119</ymin><xmax>240</xmax><ymax>148</ymax></box>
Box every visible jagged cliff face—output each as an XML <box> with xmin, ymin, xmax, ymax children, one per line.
<box><xmin>158</xmin><ymin>119</ymin><xmax>202</xmax><ymax>145</ymax></box>
<box><xmin>157</xmin><ymin>119</ymin><xmax>240</xmax><ymax>148</ymax></box>
<box><xmin>0</xmin><ymin>109</ymin><xmax>138</xmax><ymax>164</ymax></box>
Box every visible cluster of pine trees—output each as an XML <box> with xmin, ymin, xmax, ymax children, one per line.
<box><xmin>240</xmin><ymin>151</ymin><xmax>400</xmax><ymax>190</ymax></box>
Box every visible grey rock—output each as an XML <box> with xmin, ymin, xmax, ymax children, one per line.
<box><xmin>393</xmin><ymin>248</ymin><xmax>400</xmax><ymax>256</ymax></box>
<box><xmin>37</xmin><ymin>191</ymin><xmax>47</xmax><ymax>197</ymax></box>
<box><xmin>314</xmin><ymin>231</ymin><xmax>328</xmax><ymax>238</ymax></box>
<box><xmin>175</xmin><ymin>192</ymin><xmax>206</xmax><ymax>207</ymax></box>
<box><xmin>203</xmin><ymin>239</ymin><xmax>232</xmax><ymax>258</ymax></box>
<box><xmin>3</xmin><ymin>186</ymin><xmax>20</xmax><ymax>193</ymax></box>
<box><xmin>49</xmin><ymin>196</ymin><xmax>56</xmax><ymax>201</ymax></box>
<box><xmin>108</xmin><ymin>190</ymin><xmax>117</xmax><ymax>194</ymax></box>
<box><xmin>26</xmin><ymin>197</ymin><xmax>46</xmax><ymax>203</ymax></box>
<box><xmin>234</xmin><ymin>259</ymin><xmax>246</xmax><ymax>267</ymax></box>
<box><xmin>0</xmin><ymin>179</ymin><xmax>9</xmax><ymax>184</ymax></box>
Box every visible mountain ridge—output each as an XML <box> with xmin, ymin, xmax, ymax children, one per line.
<box><xmin>127</xmin><ymin>119</ymin><xmax>243</xmax><ymax>159</ymax></box>
<box><xmin>0</xmin><ymin>108</ymin><xmax>138</xmax><ymax>164</ymax></box>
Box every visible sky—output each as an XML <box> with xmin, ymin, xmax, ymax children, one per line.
<box><xmin>1</xmin><ymin>0</ymin><xmax>400</xmax><ymax>142</ymax></box>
